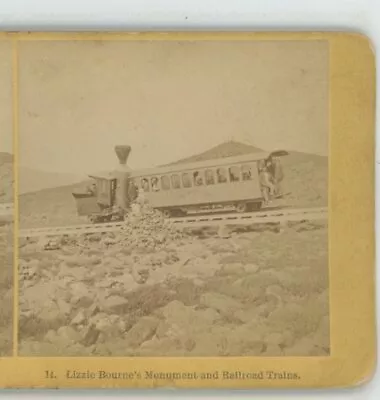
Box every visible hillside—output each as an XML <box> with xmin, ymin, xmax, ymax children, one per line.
<box><xmin>19</xmin><ymin>141</ymin><xmax>327</xmax><ymax>228</ymax></box>
<box><xmin>19</xmin><ymin>166</ymin><xmax>85</xmax><ymax>195</ymax></box>
<box><xmin>1</xmin><ymin>152</ymin><xmax>87</xmax><ymax>203</ymax></box>
<box><xmin>165</xmin><ymin>141</ymin><xmax>263</xmax><ymax>165</ymax></box>
<box><xmin>20</xmin><ymin>181</ymin><xmax>91</xmax><ymax>228</ymax></box>
<box><xmin>0</xmin><ymin>152</ymin><xmax>13</xmax><ymax>203</ymax></box>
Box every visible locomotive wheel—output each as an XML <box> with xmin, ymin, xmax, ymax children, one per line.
<box><xmin>89</xmin><ymin>215</ymin><xmax>100</xmax><ymax>224</ymax></box>
<box><xmin>235</xmin><ymin>203</ymin><xmax>248</xmax><ymax>213</ymax></box>
<box><xmin>247</xmin><ymin>202</ymin><xmax>263</xmax><ymax>212</ymax></box>
<box><xmin>171</xmin><ymin>209</ymin><xmax>186</xmax><ymax>217</ymax></box>
<box><xmin>161</xmin><ymin>209</ymin><xmax>172</xmax><ymax>218</ymax></box>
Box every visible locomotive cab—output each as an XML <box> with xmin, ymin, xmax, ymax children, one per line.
<box><xmin>72</xmin><ymin>174</ymin><xmax>121</xmax><ymax>223</ymax></box>
<box><xmin>88</xmin><ymin>174</ymin><xmax>117</xmax><ymax>208</ymax></box>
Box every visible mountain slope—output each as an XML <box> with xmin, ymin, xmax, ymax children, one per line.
<box><xmin>18</xmin><ymin>166</ymin><xmax>86</xmax><ymax>195</ymax></box>
<box><xmin>165</xmin><ymin>140</ymin><xmax>264</xmax><ymax>166</ymax></box>
<box><xmin>280</xmin><ymin>151</ymin><xmax>327</xmax><ymax>207</ymax></box>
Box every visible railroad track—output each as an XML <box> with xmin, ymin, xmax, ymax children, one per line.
<box><xmin>18</xmin><ymin>206</ymin><xmax>328</xmax><ymax>239</ymax></box>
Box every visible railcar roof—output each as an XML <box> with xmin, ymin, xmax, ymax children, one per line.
<box><xmin>88</xmin><ymin>173</ymin><xmax>118</xmax><ymax>180</ymax></box>
<box><xmin>130</xmin><ymin>150</ymin><xmax>287</xmax><ymax>178</ymax></box>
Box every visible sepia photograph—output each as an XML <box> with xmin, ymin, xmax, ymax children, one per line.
<box><xmin>17</xmin><ymin>39</ymin><xmax>329</xmax><ymax>357</ymax></box>
<box><xmin>0</xmin><ymin>39</ymin><xmax>13</xmax><ymax>357</ymax></box>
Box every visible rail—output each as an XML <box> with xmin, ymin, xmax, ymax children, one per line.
<box><xmin>18</xmin><ymin>206</ymin><xmax>328</xmax><ymax>239</ymax></box>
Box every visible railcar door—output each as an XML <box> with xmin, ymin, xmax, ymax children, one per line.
<box><xmin>96</xmin><ymin>177</ymin><xmax>114</xmax><ymax>208</ymax></box>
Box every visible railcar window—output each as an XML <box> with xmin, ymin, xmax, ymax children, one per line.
<box><xmin>141</xmin><ymin>178</ymin><xmax>150</xmax><ymax>192</ymax></box>
<box><xmin>171</xmin><ymin>174</ymin><xmax>181</xmax><ymax>189</ymax></box>
<box><xmin>242</xmin><ymin>165</ymin><xmax>252</xmax><ymax>181</ymax></box>
<box><xmin>151</xmin><ymin>177</ymin><xmax>160</xmax><ymax>192</ymax></box>
<box><xmin>182</xmin><ymin>173</ymin><xmax>192</xmax><ymax>188</ymax></box>
<box><xmin>229</xmin><ymin>166</ymin><xmax>240</xmax><ymax>182</ymax></box>
<box><xmin>161</xmin><ymin>176</ymin><xmax>171</xmax><ymax>190</ymax></box>
<box><xmin>205</xmin><ymin>169</ymin><xmax>215</xmax><ymax>185</ymax></box>
<box><xmin>216</xmin><ymin>168</ymin><xmax>228</xmax><ymax>183</ymax></box>
<box><xmin>193</xmin><ymin>171</ymin><xmax>204</xmax><ymax>186</ymax></box>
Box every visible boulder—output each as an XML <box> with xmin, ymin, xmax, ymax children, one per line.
<box><xmin>219</xmin><ymin>262</ymin><xmax>245</xmax><ymax>276</ymax></box>
<box><xmin>283</xmin><ymin>336</ymin><xmax>319</xmax><ymax>356</ymax></box>
<box><xmin>263</xmin><ymin>344</ymin><xmax>283</xmax><ymax>356</ymax></box>
<box><xmin>69</xmin><ymin>282</ymin><xmax>91</xmax><ymax>298</ymax></box>
<box><xmin>124</xmin><ymin>316</ymin><xmax>160</xmax><ymax>348</ymax></box>
<box><xmin>66</xmin><ymin>266</ymin><xmax>88</xmax><ymax>281</ymax></box>
<box><xmin>227</xmin><ymin>327</ymin><xmax>265</xmax><ymax>356</ymax></box>
<box><xmin>57</xmin><ymin>299</ymin><xmax>71</xmax><ymax>316</ymax></box>
<box><xmin>102</xmin><ymin>295</ymin><xmax>129</xmax><ymax>314</ymax></box>
<box><xmin>200</xmin><ymin>292</ymin><xmax>243</xmax><ymax>318</ymax></box>
<box><xmin>56</xmin><ymin>326</ymin><xmax>82</xmax><ymax>346</ymax></box>
<box><xmin>243</xmin><ymin>263</ymin><xmax>260</xmax><ymax>274</ymax></box>
<box><xmin>38</xmin><ymin>302</ymin><xmax>62</xmax><ymax>323</ymax></box>
<box><xmin>265</xmin><ymin>332</ymin><xmax>284</xmax><ymax>346</ymax></box>
<box><xmin>86</xmin><ymin>304</ymin><xmax>100</xmax><ymax>318</ymax></box>
<box><xmin>81</xmin><ymin>324</ymin><xmax>100</xmax><ymax>347</ymax></box>
<box><xmin>118</xmin><ymin>273</ymin><xmax>139</xmax><ymax>292</ymax></box>
<box><xmin>131</xmin><ymin>265</ymin><xmax>150</xmax><ymax>284</ymax></box>
<box><xmin>71</xmin><ymin>310</ymin><xmax>86</xmax><ymax>326</ymax></box>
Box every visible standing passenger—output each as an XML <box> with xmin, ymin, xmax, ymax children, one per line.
<box><xmin>272</xmin><ymin>157</ymin><xmax>284</xmax><ymax>196</ymax></box>
<box><xmin>258</xmin><ymin>159</ymin><xmax>275</xmax><ymax>205</ymax></box>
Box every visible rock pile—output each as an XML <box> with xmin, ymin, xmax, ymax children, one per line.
<box><xmin>119</xmin><ymin>198</ymin><xmax>186</xmax><ymax>251</ymax></box>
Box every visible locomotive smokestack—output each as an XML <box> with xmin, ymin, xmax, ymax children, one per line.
<box><xmin>115</xmin><ymin>145</ymin><xmax>131</xmax><ymax>166</ymax></box>
<box><xmin>114</xmin><ymin>145</ymin><xmax>132</xmax><ymax>211</ymax></box>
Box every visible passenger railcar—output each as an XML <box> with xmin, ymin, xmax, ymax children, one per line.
<box><xmin>72</xmin><ymin>145</ymin><xmax>288</xmax><ymax>222</ymax></box>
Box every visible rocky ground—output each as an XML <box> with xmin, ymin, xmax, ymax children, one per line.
<box><xmin>18</xmin><ymin>204</ymin><xmax>329</xmax><ymax>357</ymax></box>
<box><xmin>0</xmin><ymin>223</ymin><xmax>13</xmax><ymax>356</ymax></box>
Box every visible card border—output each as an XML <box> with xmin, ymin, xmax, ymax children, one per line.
<box><xmin>0</xmin><ymin>31</ymin><xmax>375</xmax><ymax>390</ymax></box>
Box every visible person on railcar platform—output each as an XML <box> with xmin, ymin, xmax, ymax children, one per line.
<box><xmin>272</xmin><ymin>156</ymin><xmax>284</xmax><ymax>196</ymax></box>
<box><xmin>258</xmin><ymin>159</ymin><xmax>275</xmax><ymax>205</ymax></box>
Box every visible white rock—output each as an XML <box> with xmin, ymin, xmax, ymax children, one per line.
<box><xmin>102</xmin><ymin>295</ymin><xmax>128</xmax><ymax>314</ymax></box>
<box><xmin>71</xmin><ymin>310</ymin><xmax>86</xmax><ymax>326</ymax></box>
<box><xmin>243</xmin><ymin>264</ymin><xmax>260</xmax><ymax>274</ymax></box>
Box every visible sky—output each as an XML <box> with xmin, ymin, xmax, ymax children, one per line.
<box><xmin>14</xmin><ymin>39</ymin><xmax>328</xmax><ymax>174</ymax></box>
<box><xmin>0</xmin><ymin>40</ymin><xmax>12</xmax><ymax>155</ymax></box>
